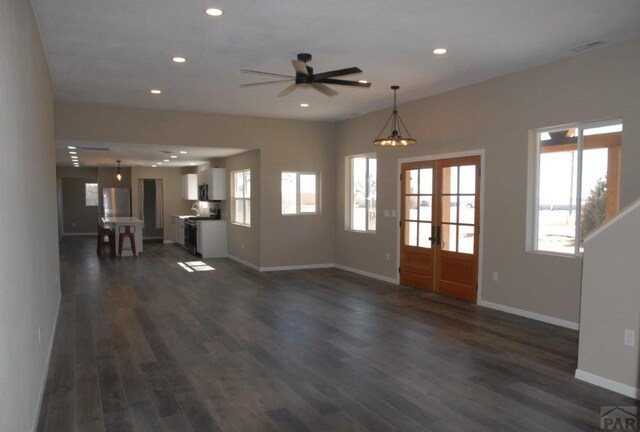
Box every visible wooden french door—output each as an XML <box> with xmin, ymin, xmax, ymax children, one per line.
<box><xmin>400</xmin><ymin>156</ymin><xmax>480</xmax><ymax>302</ymax></box>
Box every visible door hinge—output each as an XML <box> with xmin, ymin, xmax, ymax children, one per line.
<box><xmin>400</xmin><ymin>173</ymin><xmax>402</xmax><ymax>181</ymax></box>
<box><xmin>398</xmin><ymin>266</ymin><xmax>401</xmax><ymax>273</ymax></box>
<box><xmin>399</xmin><ymin>220</ymin><xmax>402</xmax><ymax>228</ymax></box>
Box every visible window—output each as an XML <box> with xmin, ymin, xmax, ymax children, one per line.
<box><xmin>533</xmin><ymin>120</ymin><xmax>622</xmax><ymax>254</ymax></box>
<box><xmin>281</xmin><ymin>172</ymin><xmax>318</xmax><ymax>215</ymax></box>
<box><xmin>232</xmin><ymin>169</ymin><xmax>251</xmax><ymax>226</ymax></box>
<box><xmin>349</xmin><ymin>154</ymin><xmax>376</xmax><ymax>232</ymax></box>
<box><xmin>85</xmin><ymin>183</ymin><xmax>98</xmax><ymax>206</ymax></box>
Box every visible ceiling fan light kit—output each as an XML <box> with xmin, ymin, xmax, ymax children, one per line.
<box><xmin>374</xmin><ymin>85</ymin><xmax>416</xmax><ymax>147</ymax></box>
<box><xmin>241</xmin><ymin>53</ymin><xmax>372</xmax><ymax>96</ymax></box>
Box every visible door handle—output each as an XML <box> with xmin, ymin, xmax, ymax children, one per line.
<box><xmin>429</xmin><ymin>225</ymin><xmax>442</xmax><ymax>246</ymax></box>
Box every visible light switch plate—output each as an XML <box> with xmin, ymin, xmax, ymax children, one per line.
<box><xmin>383</xmin><ymin>210</ymin><xmax>390</xmax><ymax>217</ymax></box>
<box><xmin>391</xmin><ymin>210</ymin><xmax>397</xmax><ymax>217</ymax></box>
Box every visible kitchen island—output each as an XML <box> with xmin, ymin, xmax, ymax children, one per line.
<box><xmin>101</xmin><ymin>217</ymin><xmax>145</xmax><ymax>257</ymax></box>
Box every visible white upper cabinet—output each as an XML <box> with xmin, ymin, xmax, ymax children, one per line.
<box><xmin>182</xmin><ymin>174</ymin><xmax>198</xmax><ymax>200</ymax></box>
<box><xmin>207</xmin><ymin>168</ymin><xmax>227</xmax><ymax>200</ymax></box>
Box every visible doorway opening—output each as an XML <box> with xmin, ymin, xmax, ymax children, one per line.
<box><xmin>139</xmin><ymin>179</ymin><xmax>164</xmax><ymax>240</ymax></box>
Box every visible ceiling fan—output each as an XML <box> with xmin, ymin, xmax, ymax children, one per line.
<box><xmin>241</xmin><ymin>53</ymin><xmax>372</xmax><ymax>97</ymax></box>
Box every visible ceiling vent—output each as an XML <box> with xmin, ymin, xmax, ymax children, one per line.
<box><xmin>80</xmin><ymin>146</ymin><xmax>110</xmax><ymax>151</ymax></box>
<box><xmin>570</xmin><ymin>40</ymin><xmax>606</xmax><ymax>53</ymax></box>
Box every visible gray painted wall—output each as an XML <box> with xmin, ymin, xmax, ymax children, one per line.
<box><xmin>61</xmin><ymin>177</ymin><xmax>99</xmax><ymax>233</ymax></box>
<box><xmin>334</xmin><ymin>36</ymin><xmax>640</xmax><ymax>325</ymax></box>
<box><xmin>578</xmin><ymin>201</ymin><xmax>640</xmax><ymax>395</ymax></box>
<box><xmin>0</xmin><ymin>0</ymin><xmax>61</xmax><ymax>430</ymax></box>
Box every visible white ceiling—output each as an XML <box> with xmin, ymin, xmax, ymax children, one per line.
<box><xmin>57</xmin><ymin>140</ymin><xmax>247</xmax><ymax>167</ymax></box>
<box><xmin>33</xmin><ymin>0</ymin><xmax>640</xmax><ymax>123</ymax></box>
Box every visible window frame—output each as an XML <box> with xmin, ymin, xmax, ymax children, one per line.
<box><xmin>347</xmin><ymin>153</ymin><xmax>377</xmax><ymax>233</ymax></box>
<box><xmin>531</xmin><ymin>118</ymin><xmax>622</xmax><ymax>256</ymax></box>
<box><xmin>281</xmin><ymin>171</ymin><xmax>319</xmax><ymax>215</ymax></box>
<box><xmin>85</xmin><ymin>182</ymin><xmax>98</xmax><ymax>207</ymax></box>
<box><xmin>231</xmin><ymin>169</ymin><xmax>251</xmax><ymax>227</ymax></box>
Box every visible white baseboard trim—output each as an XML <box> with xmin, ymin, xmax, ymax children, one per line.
<box><xmin>62</xmin><ymin>232</ymin><xmax>95</xmax><ymax>236</ymax></box>
<box><xmin>31</xmin><ymin>293</ymin><xmax>61</xmax><ymax>432</ymax></box>
<box><xmin>260</xmin><ymin>263</ymin><xmax>334</xmax><ymax>272</ymax></box>
<box><xmin>227</xmin><ymin>254</ymin><xmax>260</xmax><ymax>271</ymax></box>
<box><xmin>478</xmin><ymin>300</ymin><xmax>579</xmax><ymax>330</ymax></box>
<box><xmin>163</xmin><ymin>240</ymin><xmax>175</xmax><ymax>244</ymax></box>
<box><xmin>333</xmin><ymin>264</ymin><xmax>398</xmax><ymax>284</ymax></box>
<box><xmin>575</xmin><ymin>369</ymin><xmax>639</xmax><ymax>399</ymax></box>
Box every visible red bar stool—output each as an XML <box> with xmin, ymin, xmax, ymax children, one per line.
<box><xmin>118</xmin><ymin>225</ymin><xmax>137</xmax><ymax>257</ymax></box>
<box><xmin>97</xmin><ymin>224</ymin><xmax>115</xmax><ymax>256</ymax></box>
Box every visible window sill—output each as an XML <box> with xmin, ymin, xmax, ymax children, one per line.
<box><xmin>527</xmin><ymin>249</ymin><xmax>582</xmax><ymax>259</ymax></box>
<box><xmin>231</xmin><ymin>222</ymin><xmax>251</xmax><ymax>228</ymax></box>
<box><xmin>345</xmin><ymin>228</ymin><xmax>376</xmax><ymax>235</ymax></box>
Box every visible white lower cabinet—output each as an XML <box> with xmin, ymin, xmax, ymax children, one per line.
<box><xmin>196</xmin><ymin>220</ymin><xmax>227</xmax><ymax>258</ymax></box>
<box><xmin>171</xmin><ymin>216</ymin><xmax>186</xmax><ymax>246</ymax></box>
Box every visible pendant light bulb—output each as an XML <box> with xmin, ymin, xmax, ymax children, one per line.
<box><xmin>116</xmin><ymin>160</ymin><xmax>122</xmax><ymax>182</ymax></box>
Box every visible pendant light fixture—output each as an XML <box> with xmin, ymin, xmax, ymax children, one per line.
<box><xmin>116</xmin><ymin>160</ymin><xmax>122</xmax><ymax>182</ymax></box>
<box><xmin>373</xmin><ymin>85</ymin><xmax>416</xmax><ymax>147</ymax></box>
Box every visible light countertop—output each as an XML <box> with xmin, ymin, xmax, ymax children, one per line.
<box><xmin>102</xmin><ymin>217</ymin><xmax>144</xmax><ymax>224</ymax></box>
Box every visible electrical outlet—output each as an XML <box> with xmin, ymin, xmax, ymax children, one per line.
<box><xmin>390</xmin><ymin>210</ymin><xmax>397</xmax><ymax>218</ymax></box>
<box><xmin>385</xmin><ymin>252</ymin><xmax>390</xmax><ymax>261</ymax></box>
<box><xmin>624</xmin><ymin>329</ymin><xmax>635</xmax><ymax>347</ymax></box>
<box><xmin>493</xmin><ymin>271</ymin><xmax>499</xmax><ymax>282</ymax></box>
<box><xmin>383</xmin><ymin>210</ymin><xmax>390</xmax><ymax>217</ymax></box>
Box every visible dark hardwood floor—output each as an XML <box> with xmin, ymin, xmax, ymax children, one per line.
<box><xmin>37</xmin><ymin>237</ymin><xmax>634</xmax><ymax>431</ymax></box>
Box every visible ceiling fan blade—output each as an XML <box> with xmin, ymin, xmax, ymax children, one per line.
<box><xmin>240</xmin><ymin>79</ymin><xmax>294</xmax><ymax>87</ymax></box>
<box><xmin>292</xmin><ymin>60</ymin><xmax>309</xmax><ymax>75</ymax></box>
<box><xmin>312</xmin><ymin>83</ymin><xmax>338</xmax><ymax>96</ymax></box>
<box><xmin>313</xmin><ymin>67</ymin><xmax>362</xmax><ymax>81</ymax></box>
<box><xmin>241</xmin><ymin>69</ymin><xmax>294</xmax><ymax>79</ymax></box>
<box><xmin>316</xmin><ymin>78</ymin><xmax>371</xmax><ymax>88</ymax></box>
<box><xmin>277</xmin><ymin>83</ymin><xmax>298</xmax><ymax>97</ymax></box>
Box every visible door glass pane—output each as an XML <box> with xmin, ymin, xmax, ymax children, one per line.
<box><xmin>441</xmin><ymin>196</ymin><xmax>458</xmax><ymax>223</ymax></box>
<box><xmin>537</xmin><ymin>129</ymin><xmax>577</xmax><ymax>254</ymax></box>
<box><xmin>442</xmin><ymin>166</ymin><xmax>458</xmax><ymax>194</ymax></box>
<box><xmin>406</xmin><ymin>196</ymin><xmax>418</xmax><ymax>220</ymax></box>
<box><xmin>419</xmin><ymin>168</ymin><xmax>432</xmax><ymax>194</ymax></box>
<box><xmin>459</xmin><ymin>196</ymin><xmax>475</xmax><ymax>224</ymax></box>
<box><xmin>418</xmin><ymin>222</ymin><xmax>432</xmax><ymax>248</ymax></box>
<box><xmin>405</xmin><ymin>221</ymin><xmax>417</xmax><ymax>246</ymax></box>
<box><xmin>459</xmin><ymin>165</ymin><xmax>476</xmax><ymax>194</ymax></box>
<box><xmin>407</xmin><ymin>169</ymin><xmax>418</xmax><ymax>194</ymax></box>
<box><xmin>442</xmin><ymin>224</ymin><xmax>457</xmax><ymax>252</ymax></box>
<box><xmin>458</xmin><ymin>225</ymin><xmax>475</xmax><ymax>254</ymax></box>
<box><xmin>418</xmin><ymin>196</ymin><xmax>432</xmax><ymax>221</ymax></box>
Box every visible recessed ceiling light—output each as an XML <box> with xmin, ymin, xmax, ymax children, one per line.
<box><xmin>300</xmin><ymin>103</ymin><xmax>309</xmax><ymax>108</ymax></box>
<box><xmin>433</xmin><ymin>48</ymin><xmax>447</xmax><ymax>55</ymax></box>
<box><xmin>172</xmin><ymin>57</ymin><xmax>186</xmax><ymax>63</ymax></box>
<box><xmin>67</xmin><ymin>146</ymin><xmax>76</xmax><ymax>150</ymax></box>
<box><xmin>71</xmin><ymin>156</ymin><xmax>78</xmax><ymax>160</ymax></box>
<box><xmin>358</xmin><ymin>80</ymin><xmax>368</xmax><ymax>84</ymax></box>
<box><xmin>152</xmin><ymin>165</ymin><xmax>157</xmax><ymax>168</ymax></box>
<box><xmin>163</xmin><ymin>159</ymin><xmax>169</xmax><ymax>162</ymax></box>
<box><xmin>171</xmin><ymin>155</ymin><xmax>178</xmax><ymax>159</ymax></box>
<box><xmin>150</xmin><ymin>89</ymin><xmax>162</xmax><ymax>94</ymax></box>
<box><xmin>157</xmin><ymin>162</ymin><xmax>163</xmax><ymax>165</ymax></box>
<box><xmin>69</xmin><ymin>151</ymin><xmax>77</xmax><ymax>154</ymax></box>
<box><xmin>190</xmin><ymin>163</ymin><xmax>195</xmax><ymax>166</ymax></box>
<box><xmin>180</xmin><ymin>151</ymin><xmax>187</xmax><ymax>154</ymax></box>
<box><xmin>205</xmin><ymin>7</ymin><xmax>223</xmax><ymax>16</ymax></box>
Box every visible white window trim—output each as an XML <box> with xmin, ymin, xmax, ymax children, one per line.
<box><xmin>529</xmin><ymin>118</ymin><xmax>622</xmax><ymax>256</ymax></box>
<box><xmin>346</xmin><ymin>153</ymin><xmax>377</xmax><ymax>233</ymax></box>
<box><xmin>231</xmin><ymin>169</ymin><xmax>251</xmax><ymax>227</ymax></box>
<box><xmin>281</xmin><ymin>171</ymin><xmax>319</xmax><ymax>216</ymax></box>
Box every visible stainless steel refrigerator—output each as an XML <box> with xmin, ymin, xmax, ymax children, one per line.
<box><xmin>102</xmin><ymin>187</ymin><xmax>131</xmax><ymax>217</ymax></box>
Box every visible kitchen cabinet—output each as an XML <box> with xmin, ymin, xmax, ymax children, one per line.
<box><xmin>182</xmin><ymin>174</ymin><xmax>198</xmax><ymax>200</ymax></box>
<box><xmin>196</xmin><ymin>220</ymin><xmax>227</xmax><ymax>258</ymax></box>
<box><xmin>171</xmin><ymin>216</ymin><xmax>186</xmax><ymax>246</ymax></box>
<box><xmin>206</xmin><ymin>168</ymin><xmax>227</xmax><ymax>200</ymax></box>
